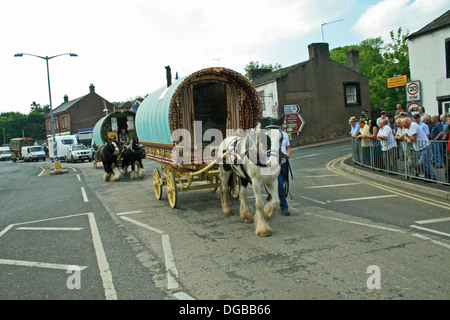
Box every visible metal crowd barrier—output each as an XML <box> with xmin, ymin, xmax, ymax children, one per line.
<box><xmin>351</xmin><ymin>137</ymin><xmax>449</xmax><ymax>185</ymax></box>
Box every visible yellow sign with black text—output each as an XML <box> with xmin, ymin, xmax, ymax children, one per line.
<box><xmin>387</xmin><ymin>75</ymin><xmax>407</xmax><ymax>88</ymax></box>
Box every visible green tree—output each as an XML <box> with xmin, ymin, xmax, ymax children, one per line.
<box><xmin>244</xmin><ymin>61</ymin><xmax>282</xmax><ymax>78</ymax></box>
<box><xmin>330</xmin><ymin>28</ymin><xmax>410</xmax><ymax>110</ymax></box>
<box><xmin>370</xmin><ymin>28</ymin><xmax>410</xmax><ymax>110</ymax></box>
<box><xmin>0</xmin><ymin>101</ymin><xmax>50</xmax><ymax>144</ymax></box>
<box><xmin>330</xmin><ymin>37</ymin><xmax>384</xmax><ymax>78</ymax></box>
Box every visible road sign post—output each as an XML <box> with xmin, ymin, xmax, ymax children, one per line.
<box><xmin>406</xmin><ymin>81</ymin><xmax>421</xmax><ymax>102</ymax></box>
<box><xmin>282</xmin><ymin>105</ymin><xmax>304</xmax><ymax>133</ymax></box>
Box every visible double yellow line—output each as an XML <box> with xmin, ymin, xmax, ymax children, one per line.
<box><xmin>327</xmin><ymin>154</ymin><xmax>450</xmax><ymax>210</ymax></box>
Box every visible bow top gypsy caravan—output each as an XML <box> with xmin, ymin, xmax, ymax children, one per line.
<box><xmin>136</xmin><ymin>67</ymin><xmax>262</xmax><ymax>208</ymax></box>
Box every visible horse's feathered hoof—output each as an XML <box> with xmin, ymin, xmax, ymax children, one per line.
<box><xmin>111</xmin><ymin>171</ymin><xmax>123</xmax><ymax>181</ymax></box>
<box><xmin>257</xmin><ymin>230</ymin><xmax>272</xmax><ymax>237</ymax></box>
<box><xmin>130</xmin><ymin>171</ymin><xmax>137</xmax><ymax>180</ymax></box>
<box><xmin>138</xmin><ymin>169</ymin><xmax>145</xmax><ymax>179</ymax></box>
<box><xmin>103</xmin><ymin>173</ymin><xmax>111</xmax><ymax>181</ymax></box>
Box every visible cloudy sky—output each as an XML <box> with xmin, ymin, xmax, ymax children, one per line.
<box><xmin>1</xmin><ymin>0</ymin><xmax>448</xmax><ymax>114</ymax></box>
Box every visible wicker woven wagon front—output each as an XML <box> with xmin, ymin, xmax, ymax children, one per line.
<box><xmin>136</xmin><ymin>67</ymin><xmax>262</xmax><ymax>208</ymax></box>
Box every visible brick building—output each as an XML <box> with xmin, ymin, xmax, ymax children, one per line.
<box><xmin>45</xmin><ymin>84</ymin><xmax>115</xmax><ymax>145</ymax></box>
<box><xmin>251</xmin><ymin>42</ymin><xmax>371</xmax><ymax>147</ymax></box>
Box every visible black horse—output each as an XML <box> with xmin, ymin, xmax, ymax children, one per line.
<box><xmin>121</xmin><ymin>136</ymin><xmax>146</xmax><ymax>179</ymax></box>
<box><xmin>98</xmin><ymin>139</ymin><xmax>122</xmax><ymax>181</ymax></box>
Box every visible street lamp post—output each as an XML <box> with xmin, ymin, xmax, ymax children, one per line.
<box><xmin>14</xmin><ymin>52</ymin><xmax>77</xmax><ymax>172</ymax></box>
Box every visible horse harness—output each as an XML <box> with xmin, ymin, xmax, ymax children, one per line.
<box><xmin>224</xmin><ymin>125</ymin><xmax>286</xmax><ymax>185</ymax></box>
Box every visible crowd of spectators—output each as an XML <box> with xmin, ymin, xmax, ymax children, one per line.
<box><xmin>349</xmin><ymin>105</ymin><xmax>450</xmax><ymax>184</ymax></box>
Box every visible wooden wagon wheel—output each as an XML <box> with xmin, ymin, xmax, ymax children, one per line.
<box><xmin>229</xmin><ymin>173</ymin><xmax>240</xmax><ymax>199</ymax></box>
<box><xmin>166</xmin><ymin>171</ymin><xmax>178</xmax><ymax>208</ymax></box>
<box><xmin>153</xmin><ymin>168</ymin><xmax>163</xmax><ymax>200</ymax></box>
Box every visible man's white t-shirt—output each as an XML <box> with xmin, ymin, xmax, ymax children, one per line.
<box><xmin>406</xmin><ymin>122</ymin><xmax>430</xmax><ymax>151</ymax></box>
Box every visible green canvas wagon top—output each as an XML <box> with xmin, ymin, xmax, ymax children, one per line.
<box><xmin>136</xmin><ymin>67</ymin><xmax>262</xmax><ymax>166</ymax></box>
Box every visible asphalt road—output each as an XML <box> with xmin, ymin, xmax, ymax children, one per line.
<box><xmin>1</xmin><ymin>139</ymin><xmax>449</xmax><ymax>300</ymax></box>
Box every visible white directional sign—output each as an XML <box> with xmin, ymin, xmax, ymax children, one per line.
<box><xmin>283</xmin><ymin>104</ymin><xmax>300</xmax><ymax>115</ymax></box>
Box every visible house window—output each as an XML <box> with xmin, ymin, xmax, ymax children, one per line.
<box><xmin>61</xmin><ymin>116</ymin><xmax>67</xmax><ymax>129</ymax></box>
<box><xmin>54</xmin><ymin>118</ymin><xmax>59</xmax><ymax>130</ymax></box>
<box><xmin>344</xmin><ymin>82</ymin><xmax>361</xmax><ymax>106</ymax></box>
<box><xmin>258</xmin><ymin>91</ymin><xmax>266</xmax><ymax>112</ymax></box>
<box><xmin>446</xmin><ymin>38</ymin><xmax>450</xmax><ymax>79</ymax></box>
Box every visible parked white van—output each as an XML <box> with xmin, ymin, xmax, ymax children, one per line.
<box><xmin>22</xmin><ymin>146</ymin><xmax>46</xmax><ymax>161</ymax></box>
<box><xmin>0</xmin><ymin>146</ymin><xmax>12</xmax><ymax>161</ymax></box>
<box><xmin>47</xmin><ymin>135</ymin><xmax>79</xmax><ymax>160</ymax></box>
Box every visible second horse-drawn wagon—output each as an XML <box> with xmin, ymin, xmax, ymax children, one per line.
<box><xmin>136</xmin><ymin>67</ymin><xmax>262</xmax><ymax>208</ymax></box>
<box><xmin>91</xmin><ymin>109</ymin><xmax>137</xmax><ymax>167</ymax></box>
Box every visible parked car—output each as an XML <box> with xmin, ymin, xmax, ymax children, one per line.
<box><xmin>64</xmin><ymin>144</ymin><xmax>92</xmax><ymax>163</ymax></box>
<box><xmin>0</xmin><ymin>146</ymin><xmax>12</xmax><ymax>161</ymax></box>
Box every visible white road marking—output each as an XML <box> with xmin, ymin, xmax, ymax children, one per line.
<box><xmin>81</xmin><ymin>187</ymin><xmax>88</xmax><ymax>202</ymax></box>
<box><xmin>38</xmin><ymin>167</ymin><xmax>45</xmax><ymax>177</ymax></box>
<box><xmin>297</xmin><ymin>195</ymin><xmax>327</xmax><ymax>205</ymax></box>
<box><xmin>304</xmin><ymin>174</ymin><xmax>339</xmax><ymax>178</ymax></box>
<box><xmin>119</xmin><ymin>216</ymin><xmax>164</xmax><ymax>234</ymax></box>
<box><xmin>415</xmin><ymin>217</ymin><xmax>450</xmax><ymax>225</ymax></box>
<box><xmin>118</xmin><ymin>215</ymin><xmax>181</xmax><ymax>291</ymax></box>
<box><xmin>304</xmin><ymin>212</ymin><xmax>405</xmax><ymax>233</ymax></box>
<box><xmin>77</xmin><ymin>174</ymin><xmax>81</xmax><ymax>182</ymax></box>
<box><xmin>412</xmin><ymin>233</ymin><xmax>450</xmax><ymax>250</ymax></box>
<box><xmin>333</xmin><ymin>195</ymin><xmax>397</xmax><ymax>202</ymax></box>
<box><xmin>410</xmin><ymin>225</ymin><xmax>450</xmax><ymax>238</ymax></box>
<box><xmin>16</xmin><ymin>227</ymin><xmax>83</xmax><ymax>231</ymax></box>
<box><xmin>0</xmin><ymin>213</ymin><xmax>116</xmax><ymax>299</ymax></box>
<box><xmin>162</xmin><ymin>234</ymin><xmax>179</xmax><ymax>290</ymax></box>
<box><xmin>305</xmin><ymin>183</ymin><xmax>362</xmax><ymax>189</ymax></box>
<box><xmin>0</xmin><ymin>225</ymin><xmax>14</xmax><ymax>238</ymax></box>
<box><xmin>172</xmin><ymin>292</ymin><xmax>196</xmax><ymax>300</ymax></box>
<box><xmin>291</xmin><ymin>153</ymin><xmax>322</xmax><ymax>160</ymax></box>
<box><xmin>87</xmin><ymin>212</ymin><xmax>117</xmax><ymax>300</ymax></box>
<box><xmin>116</xmin><ymin>210</ymin><xmax>143</xmax><ymax>216</ymax></box>
<box><xmin>0</xmin><ymin>259</ymin><xmax>87</xmax><ymax>270</ymax></box>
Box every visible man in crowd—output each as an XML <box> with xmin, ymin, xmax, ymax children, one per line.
<box><xmin>377</xmin><ymin>118</ymin><xmax>397</xmax><ymax>172</ymax></box>
<box><xmin>430</xmin><ymin>115</ymin><xmax>444</xmax><ymax>168</ymax></box>
<box><xmin>403</xmin><ymin>118</ymin><xmax>437</xmax><ymax>180</ymax></box>
<box><xmin>413</xmin><ymin>114</ymin><xmax>430</xmax><ymax>138</ymax></box>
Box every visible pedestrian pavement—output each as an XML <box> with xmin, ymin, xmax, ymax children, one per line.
<box><xmin>296</xmin><ymin>137</ymin><xmax>450</xmax><ymax>202</ymax></box>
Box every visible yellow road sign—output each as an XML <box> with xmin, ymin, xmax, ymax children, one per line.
<box><xmin>387</xmin><ymin>75</ymin><xmax>407</xmax><ymax>88</ymax></box>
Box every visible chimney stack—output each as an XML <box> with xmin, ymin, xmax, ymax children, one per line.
<box><xmin>249</xmin><ymin>69</ymin><xmax>272</xmax><ymax>81</ymax></box>
<box><xmin>165</xmin><ymin>66</ymin><xmax>172</xmax><ymax>87</ymax></box>
<box><xmin>308</xmin><ymin>43</ymin><xmax>330</xmax><ymax>61</ymax></box>
<box><xmin>346</xmin><ymin>49</ymin><xmax>360</xmax><ymax>73</ymax></box>
<box><xmin>89</xmin><ymin>83</ymin><xmax>95</xmax><ymax>93</ymax></box>
<box><xmin>64</xmin><ymin>95</ymin><xmax>69</xmax><ymax>103</ymax></box>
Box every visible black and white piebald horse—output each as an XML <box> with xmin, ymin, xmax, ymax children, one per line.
<box><xmin>121</xmin><ymin>136</ymin><xmax>146</xmax><ymax>179</ymax></box>
<box><xmin>217</xmin><ymin>115</ymin><xmax>285</xmax><ymax>237</ymax></box>
<box><xmin>98</xmin><ymin>139</ymin><xmax>123</xmax><ymax>181</ymax></box>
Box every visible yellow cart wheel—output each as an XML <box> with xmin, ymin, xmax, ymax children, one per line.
<box><xmin>166</xmin><ymin>171</ymin><xmax>178</xmax><ymax>208</ymax></box>
<box><xmin>230</xmin><ymin>173</ymin><xmax>240</xmax><ymax>200</ymax></box>
<box><xmin>207</xmin><ymin>175</ymin><xmax>218</xmax><ymax>193</ymax></box>
<box><xmin>153</xmin><ymin>168</ymin><xmax>163</xmax><ymax>200</ymax></box>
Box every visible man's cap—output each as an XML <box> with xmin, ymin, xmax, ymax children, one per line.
<box><xmin>413</xmin><ymin>114</ymin><xmax>421</xmax><ymax>119</ymax></box>
<box><xmin>349</xmin><ymin>116</ymin><xmax>358</xmax><ymax>121</ymax></box>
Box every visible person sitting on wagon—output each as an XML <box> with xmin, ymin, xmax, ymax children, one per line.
<box><xmin>119</xmin><ymin>128</ymin><xmax>129</xmax><ymax>150</ymax></box>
